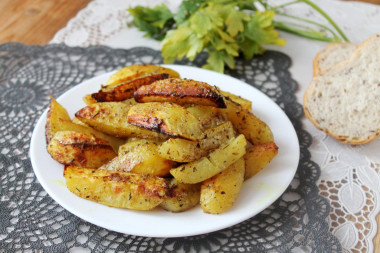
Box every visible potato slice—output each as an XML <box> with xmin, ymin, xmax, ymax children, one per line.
<box><xmin>158</xmin><ymin>121</ymin><xmax>235</xmax><ymax>162</ymax></box>
<box><xmin>186</xmin><ymin>105</ymin><xmax>220</xmax><ymax>127</ymax></box>
<box><xmin>45</xmin><ymin>98</ymin><xmax>124</xmax><ymax>152</ymax></box>
<box><xmin>134</xmin><ymin>78</ymin><xmax>227</xmax><ymax>108</ymax></box>
<box><xmin>244</xmin><ymin>142</ymin><xmax>278</xmax><ymax>179</ymax></box>
<box><xmin>170</xmin><ymin>134</ymin><xmax>247</xmax><ymax>184</ymax></box>
<box><xmin>200</xmin><ymin>158</ymin><xmax>245</xmax><ymax>214</ymax></box>
<box><xmin>221</xmin><ymin>91</ymin><xmax>252</xmax><ymax>111</ymax></box>
<box><xmin>75</xmin><ymin>102</ymin><xmax>165</xmax><ymax>139</ymax></box>
<box><xmin>64</xmin><ymin>166</ymin><xmax>168</xmax><ymax>210</ymax></box>
<box><xmin>220</xmin><ymin>99</ymin><xmax>273</xmax><ymax>144</ymax></box>
<box><xmin>160</xmin><ymin>179</ymin><xmax>201</xmax><ymax>212</ymax></box>
<box><xmin>47</xmin><ymin>131</ymin><xmax>116</xmax><ymax>168</ymax></box>
<box><xmin>127</xmin><ymin>102</ymin><xmax>204</xmax><ymax>140</ymax></box>
<box><xmin>105</xmin><ymin>64</ymin><xmax>180</xmax><ymax>87</ymax></box>
<box><xmin>100</xmin><ymin>139</ymin><xmax>174</xmax><ymax>177</ymax></box>
<box><xmin>45</xmin><ymin>97</ymin><xmax>72</xmax><ymax>143</ymax></box>
<box><xmin>90</xmin><ymin>74</ymin><xmax>170</xmax><ymax>103</ymax></box>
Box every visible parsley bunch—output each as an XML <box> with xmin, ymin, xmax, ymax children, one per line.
<box><xmin>128</xmin><ymin>0</ymin><xmax>348</xmax><ymax>73</ymax></box>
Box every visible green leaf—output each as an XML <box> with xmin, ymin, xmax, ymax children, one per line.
<box><xmin>244</xmin><ymin>11</ymin><xmax>286</xmax><ymax>46</ymax></box>
<box><xmin>203</xmin><ymin>50</ymin><xmax>225</xmax><ymax>73</ymax></box>
<box><xmin>212</xmin><ymin>37</ymin><xmax>239</xmax><ymax>57</ymax></box>
<box><xmin>175</xmin><ymin>0</ymin><xmax>205</xmax><ymax>24</ymax></box>
<box><xmin>225</xmin><ymin>7</ymin><xmax>250</xmax><ymax>37</ymax></box>
<box><xmin>128</xmin><ymin>4</ymin><xmax>174</xmax><ymax>40</ymax></box>
<box><xmin>238</xmin><ymin>38</ymin><xmax>264</xmax><ymax>60</ymax></box>
<box><xmin>161</xmin><ymin>26</ymin><xmax>204</xmax><ymax>63</ymax></box>
<box><xmin>190</xmin><ymin>12</ymin><xmax>213</xmax><ymax>37</ymax></box>
<box><xmin>203</xmin><ymin>49</ymin><xmax>236</xmax><ymax>73</ymax></box>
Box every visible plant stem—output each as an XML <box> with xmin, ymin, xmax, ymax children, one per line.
<box><xmin>298</xmin><ymin>0</ymin><xmax>349</xmax><ymax>42</ymax></box>
<box><xmin>274</xmin><ymin>12</ymin><xmax>340</xmax><ymax>41</ymax></box>
<box><xmin>274</xmin><ymin>21</ymin><xmax>340</xmax><ymax>42</ymax></box>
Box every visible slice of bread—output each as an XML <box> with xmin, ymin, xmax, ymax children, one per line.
<box><xmin>304</xmin><ymin>34</ymin><xmax>380</xmax><ymax>145</ymax></box>
<box><xmin>313</xmin><ymin>42</ymin><xmax>357</xmax><ymax>77</ymax></box>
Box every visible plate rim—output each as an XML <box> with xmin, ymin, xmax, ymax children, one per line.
<box><xmin>30</xmin><ymin>64</ymin><xmax>299</xmax><ymax>238</ymax></box>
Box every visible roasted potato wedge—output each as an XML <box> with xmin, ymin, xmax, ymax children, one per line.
<box><xmin>170</xmin><ymin>134</ymin><xmax>247</xmax><ymax>184</ymax></box>
<box><xmin>47</xmin><ymin>131</ymin><xmax>116</xmax><ymax>168</ymax></box>
<box><xmin>186</xmin><ymin>105</ymin><xmax>221</xmax><ymax>128</ymax></box>
<box><xmin>134</xmin><ymin>78</ymin><xmax>226</xmax><ymax>108</ymax></box>
<box><xmin>200</xmin><ymin>158</ymin><xmax>245</xmax><ymax>214</ymax></box>
<box><xmin>64</xmin><ymin>166</ymin><xmax>169</xmax><ymax>210</ymax></box>
<box><xmin>46</xmin><ymin>98</ymin><xmax>124</xmax><ymax>152</ymax></box>
<box><xmin>75</xmin><ymin>102</ymin><xmax>165</xmax><ymax>139</ymax></box>
<box><xmin>221</xmin><ymin>91</ymin><xmax>252</xmax><ymax>111</ymax></box>
<box><xmin>105</xmin><ymin>64</ymin><xmax>180</xmax><ymax>87</ymax></box>
<box><xmin>244</xmin><ymin>142</ymin><xmax>279</xmax><ymax>179</ymax></box>
<box><xmin>45</xmin><ymin>97</ymin><xmax>72</xmax><ymax>143</ymax></box>
<box><xmin>127</xmin><ymin>102</ymin><xmax>204</xmax><ymax>140</ymax></box>
<box><xmin>90</xmin><ymin>74</ymin><xmax>170</xmax><ymax>103</ymax></box>
<box><xmin>158</xmin><ymin>121</ymin><xmax>235</xmax><ymax>162</ymax></box>
<box><xmin>100</xmin><ymin>139</ymin><xmax>174</xmax><ymax>177</ymax></box>
<box><xmin>160</xmin><ymin>179</ymin><xmax>201</xmax><ymax>212</ymax></box>
<box><xmin>220</xmin><ymin>99</ymin><xmax>273</xmax><ymax>144</ymax></box>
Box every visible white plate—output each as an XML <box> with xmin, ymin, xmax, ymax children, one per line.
<box><xmin>30</xmin><ymin>65</ymin><xmax>299</xmax><ymax>238</ymax></box>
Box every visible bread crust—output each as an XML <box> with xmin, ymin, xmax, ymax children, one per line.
<box><xmin>304</xmin><ymin>34</ymin><xmax>380</xmax><ymax>145</ymax></box>
<box><xmin>312</xmin><ymin>42</ymin><xmax>356</xmax><ymax>77</ymax></box>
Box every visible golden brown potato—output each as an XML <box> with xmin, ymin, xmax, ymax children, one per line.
<box><xmin>220</xmin><ymin>99</ymin><xmax>273</xmax><ymax>145</ymax></box>
<box><xmin>200</xmin><ymin>158</ymin><xmax>245</xmax><ymax>214</ymax></box>
<box><xmin>45</xmin><ymin>97</ymin><xmax>72</xmax><ymax>143</ymax></box>
<box><xmin>186</xmin><ymin>105</ymin><xmax>221</xmax><ymax>128</ymax></box>
<box><xmin>160</xmin><ymin>179</ymin><xmax>201</xmax><ymax>212</ymax></box>
<box><xmin>134</xmin><ymin>78</ymin><xmax>226</xmax><ymax>108</ymax></box>
<box><xmin>127</xmin><ymin>102</ymin><xmax>204</xmax><ymax>140</ymax></box>
<box><xmin>221</xmin><ymin>91</ymin><xmax>252</xmax><ymax>111</ymax></box>
<box><xmin>170</xmin><ymin>134</ymin><xmax>247</xmax><ymax>184</ymax></box>
<box><xmin>64</xmin><ymin>166</ymin><xmax>169</xmax><ymax>210</ymax></box>
<box><xmin>71</xmin><ymin>117</ymin><xmax>88</xmax><ymax>126</ymax></box>
<box><xmin>100</xmin><ymin>139</ymin><xmax>174</xmax><ymax>177</ymax></box>
<box><xmin>244</xmin><ymin>142</ymin><xmax>279</xmax><ymax>179</ymax></box>
<box><xmin>45</xmin><ymin>98</ymin><xmax>124</xmax><ymax>152</ymax></box>
<box><xmin>47</xmin><ymin>131</ymin><xmax>117</xmax><ymax>168</ymax></box>
<box><xmin>158</xmin><ymin>121</ymin><xmax>235</xmax><ymax>162</ymax></box>
<box><xmin>75</xmin><ymin>102</ymin><xmax>165</xmax><ymax>139</ymax></box>
<box><xmin>90</xmin><ymin>74</ymin><xmax>170</xmax><ymax>103</ymax></box>
<box><xmin>105</xmin><ymin>64</ymin><xmax>180</xmax><ymax>87</ymax></box>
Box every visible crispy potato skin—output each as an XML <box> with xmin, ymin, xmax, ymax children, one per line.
<box><xmin>75</xmin><ymin>102</ymin><xmax>165</xmax><ymax>139</ymax></box>
<box><xmin>221</xmin><ymin>91</ymin><xmax>252</xmax><ymax>111</ymax></box>
<box><xmin>220</xmin><ymin>100</ymin><xmax>274</xmax><ymax>145</ymax></box>
<box><xmin>134</xmin><ymin>78</ymin><xmax>227</xmax><ymax>108</ymax></box>
<box><xmin>105</xmin><ymin>64</ymin><xmax>180</xmax><ymax>87</ymax></box>
<box><xmin>244</xmin><ymin>142</ymin><xmax>278</xmax><ymax>179</ymax></box>
<box><xmin>170</xmin><ymin>134</ymin><xmax>247</xmax><ymax>184</ymax></box>
<box><xmin>64</xmin><ymin>166</ymin><xmax>169</xmax><ymax>210</ymax></box>
<box><xmin>46</xmin><ymin>98</ymin><xmax>124</xmax><ymax>152</ymax></box>
<box><xmin>160</xmin><ymin>179</ymin><xmax>201</xmax><ymax>212</ymax></box>
<box><xmin>200</xmin><ymin>158</ymin><xmax>245</xmax><ymax>214</ymax></box>
<box><xmin>91</xmin><ymin>74</ymin><xmax>169</xmax><ymax>102</ymax></box>
<box><xmin>100</xmin><ymin>139</ymin><xmax>174</xmax><ymax>177</ymax></box>
<box><xmin>47</xmin><ymin>131</ymin><xmax>116</xmax><ymax>168</ymax></box>
<box><xmin>45</xmin><ymin>97</ymin><xmax>71</xmax><ymax>143</ymax></box>
<box><xmin>127</xmin><ymin>102</ymin><xmax>204</xmax><ymax>140</ymax></box>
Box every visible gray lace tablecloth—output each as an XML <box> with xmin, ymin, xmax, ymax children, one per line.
<box><xmin>0</xmin><ymin>43</ymin><xmax>341</xmax><ymax>252</ymax></box>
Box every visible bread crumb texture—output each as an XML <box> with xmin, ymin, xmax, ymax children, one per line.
<box><xmin>304</xmin><ymin>34</ymin><xmax>380</xmax><ymax>145</ymax></box>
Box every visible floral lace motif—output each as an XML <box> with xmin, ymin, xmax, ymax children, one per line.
<box><xmin>0</xmin><ymin>43</ymin><xmax>340</xmax><ymax>252</ymax></box>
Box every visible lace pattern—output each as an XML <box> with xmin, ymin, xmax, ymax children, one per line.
<box><xmin>0</xmin><ymin>43</ymin><xmax>341</xmax><ymax>252</ymax></box>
